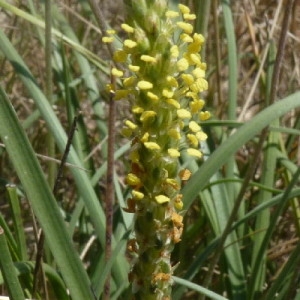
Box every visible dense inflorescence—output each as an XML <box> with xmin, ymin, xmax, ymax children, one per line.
<box><xmin>103</xmin><ymin>1</ymin><xmax>209</xmax><ymax>299</ymax></box>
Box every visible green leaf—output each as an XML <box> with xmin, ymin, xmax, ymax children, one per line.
<box><xmin>0</xmin><ymin>86</ymin><xmax>95</xmax><ymax>300</ymax></box>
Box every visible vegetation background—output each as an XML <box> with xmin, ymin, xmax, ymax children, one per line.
<box><xmin>0</xmin><ymin>0</ymin><xmax>300</xmax><ymax>299</ymax></box>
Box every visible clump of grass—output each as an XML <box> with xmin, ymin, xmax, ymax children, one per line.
<box><xmin>0</xmin><ymin>1</ymin><xmax>300</xmax><ymax>300</ymax></box>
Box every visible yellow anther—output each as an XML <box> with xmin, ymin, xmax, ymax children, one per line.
<box><xmin>106</xmin><ymin>29</ymin><xmax>116</xmax><ymax>35</ymax></box>
<box><xmin>165</xmin><ymin>10</ymin><xmax>179</xmax><ymax>18</ymax></box>
<box><xmin>121</xmin><ymin>23</ymin><xmax>135</xmax><ymax>33</ymax></box>
<box><xmin>177</xmin><ymin>58</ymin><xmax>189</xmax><ymax>71</ymax></box>
<box><xmin>177</xmin><ymin>21</ymin><xmax>193</xmax><ymax>34</ymax></box>
<box><xmin>162</xmin><ymin>89</ymin><xmax>174</xmax><ymax>98</ymax></box>
<box><xmin>178</xmin><ymin>4</ymin><xmax>190</xmax><ymax>14</ymax></box>
<box><xmin>141</xmin><ymin>132</ymin><xmax>149</xmax><ymax>142</ymax></box>
<box><xmin>170</xmin><ymin>45</ymin><xmax>179</xmax><ymax>58</ymax></box>
<box><xmin>189</xmin><ymin>121</ymin><xmax>201</xmax><ymax>132</ymax></box>
<box><xmin>147</xmin><ymin>91</ymin><xmax>159</xmax><ymax>101</ymax></box>
<box><xmin>155</xmin><ymin>195</ymin><xmax>170</xmax><ymax>204</ymax></box>
<box><xmin>111</xmin><ymin>67</ymin><xmax>123</xmax><ymax>77</ymax></box>
<box><xmin>132</xmin><ymin>190</ymin><xmax>144</xmax><ymax>200</ymax></box>
<box><xmin>168</xmin><ymin>148</ymin><xmax>180</xmax><ymax>158</ymax></box>
<box><xmin>140</xmin><ymin>55</ymin><xmax>157</xmax><ymax>63</ymax></box>
<box><xmin>199</xmin><ymin>111</ymin><xmax>211</xmax><ymax>121</ymax></box>
<box><xmin>180</xmin><ymin>33</ymin><xmax>193</xmax><ymax>43</ymax></box>
<box><xmin>165</xmin><ymin>98</ymin><xmax>180</xmax><ymax>109</ymax></box>
<box><xmin>190</xmin><ymin>78</ymin><xmax>208</xmax><ymax>93</ymax></box>
<box><xmin>140</xmin><ymin>110</ymin><xmax>156</xmax><ymax>122</ymax></box>
<box><xmin>190</xmin><ymin>99</ymin><xmax>205</xmax><ymax>113</ymax></box>
<box><xmin>177</xmin><ymin>109</ymin><xmax>191</xmax><ymax>119</ymax></box>
<box><xmin>126</xmin><ymin>173</ymin><xmax>141</xmax><ymax>186</ymax></box>
<box><xmin>102</xmin><ymin>36</ymin><xmax>114</xmax><ymax>43</ymax></box>
<box><xmin>125</xmin><ymin>120</ymin><xmax>137</xmax><ymax>130</ymax></box>
<box><xmin>129</xmin><ymin>65</ymin><xmax>140</xmax><ymax>72</ymax></box>
<box><xmin>166</xmin><ymin>76</ymin><xmax>178</xmax><ymax>87</ymax></box>
<box><xmin>181</xmin><ymin>74</ymin><xmax>194</xmax><ymax>85</ymax></box>
<box><xmin>196</xmin><ymin>131</ymin><xmax>208</xmax><ymax>141</ymax></box>
<box><xmin>183</xmin><ymin>13</ymin><xmax>196</xmax><ymax>20</ymax></box>
<box><xmin>124</xmin><ymin>39</ymin><xmax>137</xmax><ymax>48</ymax></box>
<box><xmin>144</xmin><ymin>142</ymin><xmax>161</xmax><ymax>150</ymax></box>
<box><xmin>189</xmin><ymin>53</ymin><xmax>202</xmax><ymax>65</ymax></box>
<box><xmin>187</xmin><ymin>148</ymin><xmax>203</xmax><ymax>158</ymax></box>
<box><xmin>168</xmin><ymin>128</ymin><xmax>181</xmax><ymax>140</ymax></box>
<box><xmin>132</xmin><ymin>106</ymin><xmax>144</xmax><ymax>114</ymax></box>
<box><xmin>187</xmin><ymin>134</ymin><xmax>199</xmax><ymax>147</ymax></box>
<box><xmin>123</xmin><ymin>76</ymin><xmax>136</xmax><ymax>88</ymax></box>
<box><xmin>192</xmin><ymin>67</ymin><xmax>205</xmax><ymax>78</ymax></box>
<box><xmin>137</xmin><ymin>80</ymin><xmax>153</xmax><ymax>90</ymax></box>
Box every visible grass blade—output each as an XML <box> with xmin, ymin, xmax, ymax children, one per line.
<box><xmin>0</xmin><ymin>87</ymin><xmax>95</xmax><ymax>300</ymax></box>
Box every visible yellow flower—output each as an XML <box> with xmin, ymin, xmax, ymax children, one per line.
<box><xmin>102</xmin><ymin>36</ymin><xmax>114</xmax><ymax>43</ymax></box>
<box><xmin>137</xmin><ymin>80</ymin><xmax>153</xmax><ymax>90</ymax></box>
<box><xmin>177</xmin><ymin>109</ymin><xmax>191</xmax><ymax>119</ymax></box>
<box><xmin>168</xmin><ymin>128</ymin><xmax>181</xmax><ymax>140</ymax></box>
<box><xmin>183</xmin><ymin>13</ymin><xmax>196</xmax><ymax>20</ymax></box>
<box><xmin>126</xmin><ymin>173</ymin><xmax>141</xmax><ymax>186</ymax></box>
<box><xmin>168</xmin><ymin>148</ymin><xmax>180</xmax><ymax>158</ymax></box>
<box><xmin>187</xmin><ymin>148</ymin><xmax>203</xmax><ymax>158</ymax></box>
<box><xmin>162</xmin><ymin>89</ymin><xmax>174</xmax><ymax>98</ymax></box>
<box><xmin>132</xmin><ymin>106</ymin><xmax>144</xmax><ymax>114</ymax></box>
<box><xmin>196</xmin><ymin>131</ymin><xmax>208</xmax><ymax>141</ymax></box>
<box><xmin>181</xmin><ymin>73</ymin><xmax>194</xmax><ymax>85</ymax></box>
<box><xmin>178</xmin><ymin>4</ymin><xmax>190</xmax><ymax>14</ymax></box>
<box><xmin>147</xmin><ymin>91</ymin><xmax>159</xmax><ymax>102</ymax></box>
<box><xmin>170</xmin><ymin>45</ymin><xmax>179</xmax><ymax>58</ymax></box>
<box><xmin>187</xmin><ymin>134</ymin><xmax>199</xmax><ymax>147</ymax></box>
<box><xmin>125</xmin><ymin>120</ymin><xmax>137</xmax><ymax>130</ymax></box>
<box><xmin>144</xmin><ymin>142</ymin><xmax>161</xmax><ymax>150</ymax></box>
<box><xmin>124</xmin><ymin>39</ymin><xmax>138</xmax><ymax>48</ymax></box>
<box><xmin>189</xmin><ymin>121</ymin><xmax>201</xmax><ymax>132</ymax></box>
<box><xmin>140</xmin><ymin>111</ymin><xmax>157</xmax><ymax>122</ymax></box>
<box><xmin>141</xmin><ymin>55</ymin><xmax>157</xmax><ymax>63</ymax></box>
<box><xmin>129</xmin><ymin>65</ymin><xmax>140</xmax><ymax>72</ymax></box>
<box><xmin>111</xmin><ymin>67</ymin><xmax>123</xmax><ymax>77</ymax></box>
<box><xmin>190</xmin><ymin>99</ymin><xmax>205</xmax><ymax>113</ymax></box>
<box><xmin>165</xmin><ymin>98</ymin><xmax>180</xmax><ymax>109</ymax></box>
<box><xmin>141</xmin><ymin>132</ymin><xmax>149</xmax><ymax>142</ymax></box>
<box><xmin>155</xmin><ymin>195</ymin><xmax>170</xmax><ymax>204</ymax></box>
<box><xmin>177</xmin><ymin>21</ymin><xmax>193</xmax><ymax>34</ymax></box>
<box><xmin>121</xmin><ymin>23</ymin><xmax>135</xmax><ymax>33</ymax></box>
<box><xmin>199</xmin><ymin>111</ymin><xmax>211</xmax><ymax>121</ymax></box>
<box><xmin>132</xmin><ymin>190</ymin><xmax>144</xmax><ymax>200</ymax></box>
<box><xmin>177</xmin><ymin>58</ymin><xmax>189</xmax><ymax>71</ymax></box>
<box><xmin>166</xmin><ymin>10</ymin><xmax>179</xmax><ymax>18</ymax></box>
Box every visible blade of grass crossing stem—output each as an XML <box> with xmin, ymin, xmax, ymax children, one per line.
<box><xmin>250</xmin><ymin>120</ymin><xmax>279</xmax><ymax>292</ymax></box>
<box><xmin>0</xmin><ymin>87</ymin><xmax>95</xmax><ymax>300</ymax></box>
<box><xmin>0</xmin><ymin>227</ymin><xmax>25</xmax><ymax>300</ymax></box>
<box><xmin>0</xmin><ymin>28</ymin><xmax>128</xmax><ymax>285</ymax></box>
<box><xmin>182</xmin><ymin>92</ymin><xmax>300</xmax><ymax>210</ymax></box>
<box><xmin>6</xmin><ymin>184</ymin><xmax>28</xmax><ymax>261</ymax></box>
<box><xmin>173</xmin><ymin>276</ymin><xmax>228</xmax><ymax>300</ymax></box>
